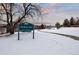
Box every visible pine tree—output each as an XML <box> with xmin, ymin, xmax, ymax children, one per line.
<box><xmin>55</xmin><ymin>22</ymin><xmax>61</xmax><ymax>29</ymax></box>
<box><xmin>63</xmin><ymin>19</ymin><xmax>70</xmax><ymax>27</ymax></box>
<box><xmin>40</xmin><ymin>24</ymin><xmax>45</xmax><ymax>29</ymax></box>
<box><xmin>70</xmin><ymin>17</ymin><xmax>76</xmax><ymax>26</ymax></box>
<box><xmin>76</xmin><ymin>18</ymin><xmax>79</xmax><ymax>25</ymax></box>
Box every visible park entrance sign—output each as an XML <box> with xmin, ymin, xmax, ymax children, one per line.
<box><xmin>18</xmin><ymin>22</ymin><xmax>35</xmax><ymax>40</ymax></box>
<box><xmin>19</xmin><ymin>22</ymin><xmax>33</xmax><ymax>32</ymax></box>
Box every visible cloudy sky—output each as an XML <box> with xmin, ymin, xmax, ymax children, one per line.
<box><xmin>1</xmin><ymin>3</ymin><xmax>79</xmax><ymax>25</ymax></box>
<box><xmin>36</xmin><ymin>3</ymin><xmax>79</xmax><ymax>25</ymax></box>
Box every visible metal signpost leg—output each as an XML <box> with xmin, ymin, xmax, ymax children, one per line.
<box><xmin>18</xmin><ymin>29</ymin><xmax>20</xmax><ymax>40</ymax></box>
<box><xmin>18</xmin><ymin>24</ymin><xmax>20</xmax><ymax>40</ymax></box>
<box><xmin>33</xmin><ymin>25</ymin><xmax>34</xmax><ymax>39</ymax></box>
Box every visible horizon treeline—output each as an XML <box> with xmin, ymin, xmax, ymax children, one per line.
<box><xmin>55</xmin><ymin>17</ymin><xmax>79</xmax><ymax>29</ymax></box>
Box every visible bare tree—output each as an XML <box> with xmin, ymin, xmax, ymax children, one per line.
<box><xmin>1</xmin><ymin>3</ymin><xmax>13</xmax><ymax>33</ymax></box>
<box><xmin>1</xmin><ymin>3</ymin><xmax>41</xmax><ymax>34</ymax></box>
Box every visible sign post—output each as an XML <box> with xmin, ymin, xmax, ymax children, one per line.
<box><xmin>18</xmin><ymin>23</ymin><xmax>20</xmax><ymax>40</ymax></box>
<box><xmin>33</xmin><ymin>24</ymin><xmax>34</xmax><ymax>39</ymax></box>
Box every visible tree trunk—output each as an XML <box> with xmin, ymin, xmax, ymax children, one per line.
<box><xmin>6</xmin><ymin>24</ymin><xmax>10</xmax><ymax>33</ymax></box>
<box><xmin>10</xmin><ymin>29</ymin><xmax>14</xmax><ymax>34</ymax></box>
<box><xmin>6</xmin><ymin>12</ymin><xmax>10</xmax><ymax>33</ymax></box>
<box><xmin>10</xmin><ymin>26</ymin><xmax>15</xmax><ymax>34</ymax></box>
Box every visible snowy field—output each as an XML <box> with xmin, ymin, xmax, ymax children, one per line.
<box><xmin>41</xmin><ymin>27</ymin><xmax>79</xmax><ymax>37</ymax></box>
<box><xmin>0</xmin><ymin>28</ymin><xmax>79</xmax><ymax>55</ymax></box>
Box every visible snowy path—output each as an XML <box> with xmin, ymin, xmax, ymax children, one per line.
<box><xmin>40</xmin><ymin>31</ymin><xmax>79</xmax><ymax>41</ymax></box>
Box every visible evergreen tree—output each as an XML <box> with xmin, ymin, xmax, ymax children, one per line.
<box><xmin>63</xmin><ymin>19</ymin><xmax>70</xmax><ymax>27</ymax></box>
<box><xmin>55</xmin><ymin>22</ymin><xmax>61</xmax><ymax>29</ymax></box>
<box><xmin>76</xmin><ymin>18</ymin><xmax>79</xmax><ymax>25</ymax></box>
<box><xmin>70</xmin><ymin>17</ymin><xmax>76</xmax><ymax>26</ymax></box>
<box><xmin>40</xmin><ymin>24</ymin><xmax>45</xmax><ymax>29</ymax></box>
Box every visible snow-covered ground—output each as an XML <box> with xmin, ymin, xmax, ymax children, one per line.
<box><xmin>0</xmin><ymin>29</ymin><xmax>79</xmax><ymax>55</ymax></box>
<box><xmin>41</xmin><ymin>27</ymin><xmax>79</xmax><ymax>37</ymax></box>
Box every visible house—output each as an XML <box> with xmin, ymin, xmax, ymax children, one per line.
<box><xmin>0</xmin><ymin>21</ymin><xmax>6</xmax><ymax>34</ymax></box>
